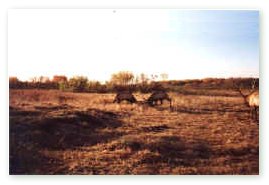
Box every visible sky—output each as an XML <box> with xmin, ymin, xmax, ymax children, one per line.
<box><xmin>8</xmin><ymin>9</ymin><xmax>259</xmax><ymax>82</ymax></box>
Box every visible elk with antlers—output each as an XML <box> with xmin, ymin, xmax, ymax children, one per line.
<box><xmin>113</xmin><ymin>91</ymin><xmax>137</xmax><ymax>104</ymax></box>
<box><xmin>146</xmin><ymin>91</ymin><xmax>172</xmax><ymax>108</ymax></box>
<box><xmin>237</xmin><ymin>79</ymin><xmax>259</xmax><ymax>122</ymax></box>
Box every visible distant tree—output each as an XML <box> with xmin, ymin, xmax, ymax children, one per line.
<box><xmin>42</xmin><ymin>76</ymin><xmax>50</xmax><ymax>83</ymax></box>
<box><xmin>30</xmin><ymin>77</ymin><xmax>39</xmax><ymax>83</ymax></box>
<box><xmin>28</xmin><ymin>76</ymin><xmax>52</xmax><ymax>89</ymax></box>
<box><xmin>110</xmin><ymin>71</ymin><xmax>135</xmax><ymax>86</ymax></box>
<box><xmin>150</xmin><ymin>74</ymin><xmax>158</xmax><ymax>82</ymax></box>
<box><xmin>9</xmin><ymin>77</ymin><xmax>21</xmax><ymax>88</ymax></box>
<box><xmin>9</xmin><ymin>77</ymin><xmax>20</xmax><ymax>84</ymax></box>
<box><xmin>105</xmin><ymin>81</ymin><xmax>116</xmax><ymax>92</ymax></box>
<box><xmin>160</xmin><ymin>73</ymin><xmax>168</xmax><ymax>81</ymax></box>
<box><xmin>53</xmin><ymin>75</ymin><xmax>68</xmax><ymax>91</ymax></box>
<box><xmin>58</xmin><ymin>81</ymin><xmax>68</xmax><ymax>91</ymax></box>
<box><xmin>30</xmin><ymin>76</ymin><xmax>50</xmax><ymax>83</ymax></box>
<box><xmin>136</xmin><ymin>73</ymin><xmax>150</xmax><ymax>93</ymax></box>
<box><xmin>138</xmin><ymin>73</ymin><xmax>149</xmax><ymax>84</ymax></box>
<box><xmin>52</xmin><ymin>75</ymin><xmax>68</xmax><ymax>83</ymax></box>
<box><xmin>88</xmin><ymin>81</ymin><xmax>102</xmax><ymax>92</ymax></box>
<box><xmin>68</xmin><ymin>76</ymin><xmax>89</xmax><ymax>92</ymax></box>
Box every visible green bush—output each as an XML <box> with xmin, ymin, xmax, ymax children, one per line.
<box><xmin>58</xmin><ymin>81</ymin><xmax>68</xmax><ymax>91</ymax></box>
<box><xmin>68</xmin><ymin>76</ymin><xmax>89</xmax><ymax>92</ymax></box>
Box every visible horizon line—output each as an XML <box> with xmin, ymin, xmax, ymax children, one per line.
<box><xmin>9</xmin><ymin>74</ymin><xmax>259</xmax><ymax>83</ymax></box>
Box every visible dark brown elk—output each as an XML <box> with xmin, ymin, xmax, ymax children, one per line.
<box><xmin>237</xmin><ymin>79</ymin><xmax>259</xmax><ymax>122</ymax></box>
<box><xmin>146</xmin><ymin>91</ymin><xmax>172</xmax><ymax>107</ymax></box>
<box><xmin>113</xmin><ymin>92</ymin><xmax>137</xmax><ymax>104</ymax></box>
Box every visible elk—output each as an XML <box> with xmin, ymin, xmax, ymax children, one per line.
<box><xmin>146</xmin><ymin>91</ymin><xmax>172</xmax><ymax>108</ymax></box>
<box><xmin>237</xmin><ymin>79</ymin><xmax>259</xmax><ymax>122</ymax></box>
<box><xmin>113</xmin><ymin>91</ymin><xmax>137</xmax><ymax>104</ymax></box>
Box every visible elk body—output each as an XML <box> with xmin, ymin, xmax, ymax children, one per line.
<box><xmin>146</xmin><ymin>91</ymin><xmax>172</xmax><ymax>107</ymax></box>
<box><xmin>113</xmin><ymin>92</ymin><xmax>137</xmax><ymax>104</ymax></box>
<box><xmin>238</xmin><ymin>89</ymin><xmax>259</xmax><ymax>121</ymax></box>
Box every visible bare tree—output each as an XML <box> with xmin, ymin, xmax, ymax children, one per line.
<box><xmin>110</xmin><ymin>71</ymin><xmax>135</xmax><ymax>86</ymax></box>
<box><xmin>139</xmin><ymin>73</ymin><xmax>149</xmax><ymax>84</ymax></box>
<box><xmin>30</xmin><ymin>76</ymin><xmax>50</xmax><ymax>83</ymax></box>
<box><xmin>160</xmin><ymin>73</ymin><xmax>168</xmax><ymax>81</ymax></box>
<box><xmin>150</xmin><ymin>74</ymin><xmax>158</xmax><ymax>82</ymax></box>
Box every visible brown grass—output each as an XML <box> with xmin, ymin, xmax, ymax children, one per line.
<box><xmin>9</xmin><ymin>89</ymin><xmax>259</xmax><ymax>175</ymax></box>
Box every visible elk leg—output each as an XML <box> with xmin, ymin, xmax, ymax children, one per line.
<box><xmin>254</xmin><ymin>107</ymin><xmax>256</xmax><ymax>120</ymax></box>
<box><xmin>252</xmin><ymin>108</ymin><xmax>255</xmax><ymax>120</ymax></box>
<box><xmin>255</xmin><ymin>106</ymin><xmax>259</xmax><ymax>122</ymax></box>
<box><xmin>249</xmin><ymin>108</ymin><xmax>252</xmax><ymax>120</ymax></box>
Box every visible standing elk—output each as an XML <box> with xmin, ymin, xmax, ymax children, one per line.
<box><xmin>113</xmin><ymin>91</ymin><xmax>137</xmax><ymax>104</ymax></box>
<box><xmin>237</xmin><ymin>79</ymin><xmax>259</xmax><ymax>122</ymax></box>
<box><xmin>146</xmin><ymin>91</ymin><xmax>172</xmax><ymax>108</ymax></box>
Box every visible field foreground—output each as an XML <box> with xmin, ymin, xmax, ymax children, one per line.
<box><xmin>9</xmin><ymin>89</ymin><xmax>259</xmax><ymax>174</ymax></box>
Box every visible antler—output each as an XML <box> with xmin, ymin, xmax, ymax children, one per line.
<box><xmin>251</xmin><ymin>78</ymin><xmax>257</xmax><ymax>90</ymax></box>
<box><xmin>232</xmin><ymin>78</ymin><xmax>247</xmax><ymax>98</ymax></box>
<box><xmin>231</xmin><ymin>78</ymin><xmax>240</xmax><ymax>90</ymax></box>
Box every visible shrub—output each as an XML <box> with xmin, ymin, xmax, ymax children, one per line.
<box><xmin>68</xmin><ymin>76</ymin><xmax>89</xmax><ymax>92</ymax></box>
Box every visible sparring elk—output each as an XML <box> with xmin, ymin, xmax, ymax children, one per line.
<box><xmin>237</xmin><ymin>79</ymin><xmax>259</xmax><ymax>122</ymax></box>
<box><xmin>113</xmin><ymin>91</ymin><xmax>137</xmax><ymax>104</ymax></box>
<box><xmin>146</xmin><ymin>91</ymin><xmax>172</xmax><ymax>108</ymax></box>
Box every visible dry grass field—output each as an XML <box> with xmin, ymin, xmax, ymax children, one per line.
<box><xmin>9</xmin><ymin>89</ymin><xmax>259</xmax><ymax>175</ymax></box>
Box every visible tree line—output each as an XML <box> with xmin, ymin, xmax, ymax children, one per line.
<box><xmin>9</xmin><ymin>71</ymin><xmax>259</xmax><ymax>93</ymax></box>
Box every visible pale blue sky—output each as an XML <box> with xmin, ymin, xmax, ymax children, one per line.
<box><xmin>169</xmin><ymin>10</ymin><xmax>259</xmax><ymax>71</ymax></box>
<box><xmin>8</xmin><ymin>9</ymin><xmax>259</xmax><ymax>81</ymax></box>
